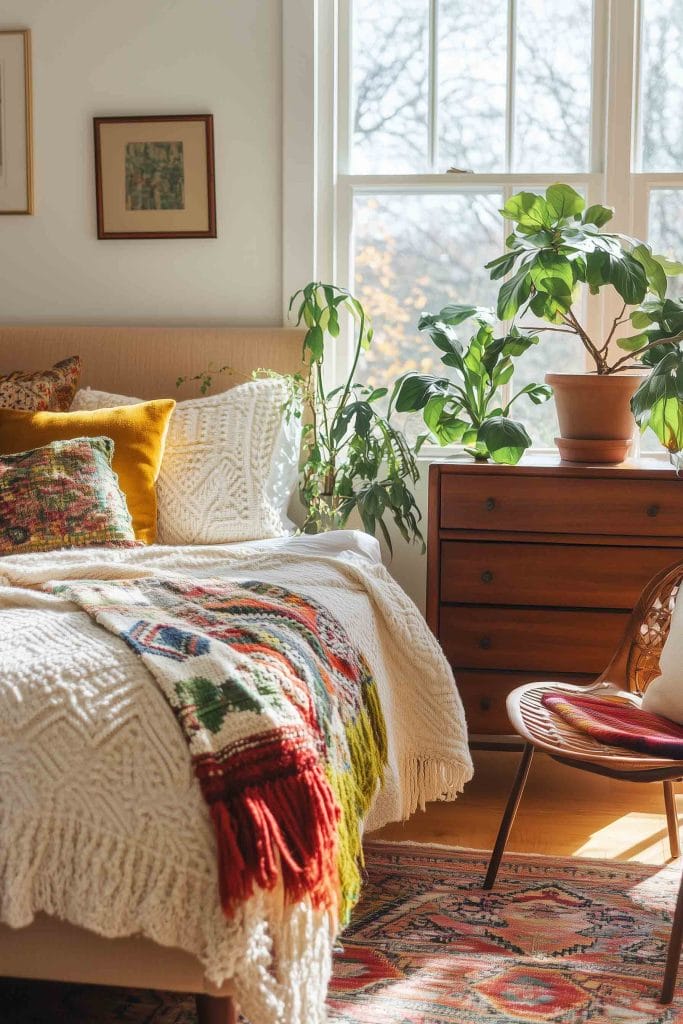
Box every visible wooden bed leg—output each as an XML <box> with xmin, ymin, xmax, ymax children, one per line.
<box><xmin>196</xmin><ymin>994</ymin><xmax>238</xmax><ymax>1024</ymax></box>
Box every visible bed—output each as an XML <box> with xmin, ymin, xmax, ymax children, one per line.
<box><xmin>0</xmin><ymin>325</ymin><xmax>472</xmax><ymax>1024</ymax></box>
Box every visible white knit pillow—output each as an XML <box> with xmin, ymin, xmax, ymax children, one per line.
<box><xmin>641</xmin><ymin>588</ymin><xmax>683</xmax><ymax>725</ymax></box>
<box><xmin>72</xmin><ymin>379</ymin><xmax>300</xmax><ymax>544</ymax></box>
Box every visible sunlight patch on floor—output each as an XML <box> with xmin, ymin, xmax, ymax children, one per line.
<box><xmin>572</xmin><ymin>812</ymin><xmax>675</xmax><ymax>864</ymax></box>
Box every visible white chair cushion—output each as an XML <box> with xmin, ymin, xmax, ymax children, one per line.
<box><xmin>641</xmin><ymin>586</ymin><xmax>683</xmax><ymax>725</ymax></box>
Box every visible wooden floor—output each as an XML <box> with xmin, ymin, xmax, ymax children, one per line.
<box><xmin>373</xmin><ymin>748</ymin><xmax>683</xmax><ymax>866</ymax></box>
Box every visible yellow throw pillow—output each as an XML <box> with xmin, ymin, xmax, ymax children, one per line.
<box><xmin>0</xmin><ymin>400</ymin><xmax>175</xmax><ymax>544</ymax></box>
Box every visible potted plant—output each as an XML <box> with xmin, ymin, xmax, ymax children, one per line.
<box><xmin>289</xmin><ymin>282</ymin><xmax>424</xmax><ymax>553</ymax></box>
<box><xmin>487</xmin><ymin>183</ymin><xmax>683</xmax><ymax>462</ymax></box>
<box><xmin>391</xmin><ymin>305</ymin><xmax>551</xmax><ymax>464</ymax></box>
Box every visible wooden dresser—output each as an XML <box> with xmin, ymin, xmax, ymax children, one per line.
<box><xmin>427</xmin><ymin>455</ymin><xmax>683</xmax><ymax>745</ymax></box>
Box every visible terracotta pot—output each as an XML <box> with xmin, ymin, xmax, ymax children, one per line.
<box><xmin>545</xmin><ymin>371</ymin><xmax>648</xmax><ymax>464</ymax></box>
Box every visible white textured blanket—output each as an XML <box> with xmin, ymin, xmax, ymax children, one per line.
<box><xmin>0</xmin><ymin>532</ymin><xmax>472</xmax><ymax>1024</ymax></box>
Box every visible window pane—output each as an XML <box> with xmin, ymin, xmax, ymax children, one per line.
<box><xmin>353</xmin><ymin>192</ymin><xmax>502</xmax><ymax>433</ymax></box>
<box><xmin>639</xmin><ymin>0</ymin><xmax>683</xmax><ymax>171</ymax></box>
<box><xmin>438</xmin><ymin>0</ymin><xmax>507</xmax><ymax>173</ymax></box>
<box><xmin>648</xmin><ymin>190</ymin><xmax>683</xmax><ymax>301</ymax></box>
<box><xmin>514</xmin><ymin>0</ymin><xmax>593</xmax><ymax>173</ymax></box>
<box><xmin>351</xmin><ymin>0</ymin><xmax>430</xmax><ymax>173</ymax></box>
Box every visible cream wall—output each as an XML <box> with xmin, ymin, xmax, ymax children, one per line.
<box><xmin>0</xmin><ymin>0</ymin><xmax>283</xmax><ymax>323</ymax></box>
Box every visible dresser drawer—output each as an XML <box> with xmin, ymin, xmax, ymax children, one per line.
<box><xmin>440</xmin><ymin>541</ymin><xmax>683</xmax><ymax>608</ymax></box>
<box><xmin>440</xmin><ymin>605</ymin><xmax>629</xmax><ymax>673</ymax></box>
<box><xmin>456</xmin><ymin>669</ymin><xmax>594</xmax><ymax>734</ymax></box>
<box><xmin>440</xmin><ymin>474</ymin><xmax>683</xmax><ymax>537</ymax></box>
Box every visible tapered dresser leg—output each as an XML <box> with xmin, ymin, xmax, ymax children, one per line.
<box><xmin>483</xmin><ymin>742</ymin><xmax>534</xmax><ymax>890</ymax></box>
<box><xmin>664</xmin><ymin>780</ymin><xmax>681</xmax><ymax>860</ymax></box>
<box><xmin>196</xmin><ymin>994</ymin><xmax>238</xmax><ymax>1024</ymax></box>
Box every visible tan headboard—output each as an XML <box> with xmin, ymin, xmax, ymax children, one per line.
<box><xmin>0</xmin><ymin>326</ymin><xmax>306</xmax><ymax>401</ymax></box>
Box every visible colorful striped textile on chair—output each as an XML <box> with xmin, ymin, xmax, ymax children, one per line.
<box><xmin>541</xmin><ymin>691</ymin><xmax>683</xmax><ymax>759</ymax></box>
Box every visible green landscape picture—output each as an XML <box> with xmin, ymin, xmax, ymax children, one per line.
<box><xmin>125</xmin><ymin>141</ymin><xmax>184</xmax><ymax>210</ymax></box>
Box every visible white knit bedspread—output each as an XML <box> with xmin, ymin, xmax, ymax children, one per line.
<box><xmin>0</xmin><ymin>532</ymin><xmax>472</xmax><ymax>1024</ymax></box>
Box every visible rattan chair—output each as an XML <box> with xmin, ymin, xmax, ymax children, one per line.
<box><xmin>483</xmin><ymin>559</ymin><xmax>683</xmax><ymax>1004</ymax></box>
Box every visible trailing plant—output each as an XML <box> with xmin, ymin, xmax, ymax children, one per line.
<box><xmin>289</xmin><ymin>282</ymin><xmax>423</xmax><ymax>553</ymax></box>
<box><xmin>176</xmin><ymin>364</ymin><xmax>233</xmax><ymax>394</ymax></box>
<box><xmin>391</xmin><ymin>305</ymin><xmax>551</xmax><ymax>464</ymax></box>
<box><xmin>487</xmin><ymin>183</ymin><xmax>683</xmax><ymax>375</ymax></box>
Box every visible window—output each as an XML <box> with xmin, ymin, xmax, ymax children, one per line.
<box><xmin>333</xmin><ymin>0</ymin><xmax>683</xmax><ymax>447</ymax></box>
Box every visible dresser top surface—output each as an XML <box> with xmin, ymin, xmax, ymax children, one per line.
<box><xmin>431</xmin><ymin>452</ymin><xmax>680</xmax><ymax>480</ymax></box>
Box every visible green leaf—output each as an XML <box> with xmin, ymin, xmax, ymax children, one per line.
<box><xmin>632</xmin><ymin>244</ymin><xmax>668</xmax><ymax>300</ymax></box>
<box><xmin>528</xmin><ymin>250</ymin><xmax>574</xmax><ymax>292</ymax></box>
<box><xmin>648</xmin><ymin>397</ymin><xmax>683</xmax><ymax>452</ymax></box>
<box><xmin>654</xmin><ymin>253</ymin><xmax>683</xmax><ymax>277</ymax></box>
<box><xmin>304</xmin><ymin>324</ymin><xmax>324</xmax><ymax>360</ymax></box>
<box><xmin>497</xmin><ymin>264</ymin><xmax>532</xmax><ymax>320</ymax></box>
<box><xmin>477</xmin><ymin>416</ymin><xmax>532</xmax><ymax>465</ymax></box>
<box><xmin>423</xmin><ymin>396</ymin><xmax>469</xmax><ymax>445</ymax></box>
<box><xmin>501</xmin><ymin>330</ymin><xmax>540</xmax><ymax>357</ymax></box>
<box><xmin>485</xmin><ymin>251</ymin><xmax>520</xmax><ymax>281</ymax></box>
<box><xmin>501</xmin><ymin>192</ymin><xmax>551</xmax><ymax>231</ymax></box>
<box><xmin>492</xmin><ymin>358</ymin><xmax>514</xmax><ymax>387</ymax></box>
<box><xmin>511</xmin><ymin>382</ymin><xmax>553</xmax><ymax>406</ymax></box>
<box><xmin>616</xmin><ymin>332</ymin><xmax>650</xmax><ymax>352</ymax></box>
<box><xmin>583</xmin><ymin>204</ymin><xmax>614</xmax><ymax>228</ymax></box>
<box><xmin>546</xmin><ymin>183</ymin><xmax>585</xmax><ymax>220</ymax></box>
<box><xmin>393</xmin><ymin>373</ymin><xmax>449</xmax><ymax>412</ymax></box>
<box><xmin>604</xmin><ymin>253</ymin><xmax>649</xmax><ymax>304</ymax></box>
<box><xmin>630</xmin><ymin>305</ymin><xmax>660</xmax><ymax>329</ymax></box>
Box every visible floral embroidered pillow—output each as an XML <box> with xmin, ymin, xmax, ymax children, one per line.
<box><xmin>0</xmin><ymin>355</ymin><xmax>81</xmax><ymax>411</ymax></box>
<box><xmin>0</xmin><ymin>436</ymin><xmax>139</xmax><ymax>555</ymax></box>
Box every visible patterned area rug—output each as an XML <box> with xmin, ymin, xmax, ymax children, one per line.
<box><xmin>3</xmin><ymin>840</ymin><xmax>683</xmax><ymax>1023</ymax></box>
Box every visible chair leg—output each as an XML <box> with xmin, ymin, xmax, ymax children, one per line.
<box><xmin>661</xmin><ymin>864</ymin><xmax>683</xmax><ymax>1003</ymax></box>
<box><xmin>664</xmin><ymin>781</ymin><xmax>681</xmax><ymax>860</ymax></box>
<box><xmin>484</xmin><ymin>742</ymin><xmax>534</xmax><ymax>891</ymax></box>
<box><xmin>196</xmin><ymin>994</ymin><xmax>238</xmax><ymax>1024</ymax></box>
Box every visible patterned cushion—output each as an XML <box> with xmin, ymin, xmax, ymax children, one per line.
<box><xmin>0</xmin><ymin>356</ymin><xmax>81</xmax><ymax>411</ymax></box>
<box><xmin>0</xmin><ymin>400</ymin><xmax>176</xmax><ymax>545</ymax></box>
<box><xmin>72</xmin><ymin>380</ymin><xmax>301</xmax><ymax>544</ymax></box>
<box><xmin>0</xmin><ymin>437</ymin><xmax>139</xmax><ymax>555</ymax></box>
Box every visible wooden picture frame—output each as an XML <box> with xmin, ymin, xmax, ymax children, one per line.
<box><xmin>0</xmin><ymin>29</ymin><xmax>33</xmax><ymax>215</ymax></box>
<box><xmin>93</xmin><ymin>114</ymin><xmax>216</xmax><ymax>239</ymax></box>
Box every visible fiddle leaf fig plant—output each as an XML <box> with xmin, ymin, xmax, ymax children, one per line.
<box><xmin>487</xmin><ymin>183</ymin><xmax>683</xmax><ymax>375</ymax></box>
<box><xmin>289</xmin><ymin>282</ymin><xmax>424</xmax><ymax>553</ymax></box>
<box><xmin>391</xmin><ymin>304</ymin><xmax>551</xmax><ymax>464</ymax></box>
<box><xmin>627</xmin><ymin>297</ymin><xmax>683</xmax><ymax>456</ymax></box>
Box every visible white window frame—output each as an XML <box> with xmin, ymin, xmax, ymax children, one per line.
<box><xmin>282</xmin><ymin>0</ymin><xmax>683</xmax><ymax>411</ymax></box>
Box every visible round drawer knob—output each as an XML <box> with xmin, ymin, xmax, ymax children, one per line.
<box><xmin>485</xmin><ymin>497</ymin><xmax>496</xmax><ymax>511</ymax></box>
<box><xmin>647</xmin><ymin>504</ymin><xmax>660</xmax><ymax>518</ymax></box>
<box><xmin>481</xmin><ymin>570</ymin><xmax>494</xmax><ymax>584</ymax></box>
<box><xmin>479</xmin><ymin>636</ymin><xmax>492</xmax><ymax>650</ymax></box>
<box><xmin>480</xmin><ymin>697</ymin><xmax>491</xmax><ymax>712</ymax></box>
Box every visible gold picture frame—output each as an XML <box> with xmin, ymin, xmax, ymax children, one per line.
<box><xmin>93</xmin><ymin>114</ymin><xmax>217</xmax><ymax>239</ymax></box>
<box><xmin>0</xmin><ymin>29</ymin><xmax>33</xmax><ymax>215</ymax></box>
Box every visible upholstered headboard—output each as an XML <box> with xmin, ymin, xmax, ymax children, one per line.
<box><xmin>0</xmin><ymin>325</ymin><xmax>305</xmax><ymax>401</ymax></box>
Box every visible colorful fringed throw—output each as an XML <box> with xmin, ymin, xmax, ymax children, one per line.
<box><xmin>541</xmin><ymin>691</ymin><xmax>683</xmax><ymax>758</ymax></box>
<box><xmin>53</xmin><ymin>576</ymin><xmax>387</xmax><ymax>923</ymax></box>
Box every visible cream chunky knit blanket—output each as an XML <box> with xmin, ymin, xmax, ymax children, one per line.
<box><xmin>0</xmin><ymin>532</ymin><xmax>472</xmax><ymax>1024</ymax></box>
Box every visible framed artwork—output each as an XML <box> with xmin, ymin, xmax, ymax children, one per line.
<box><xmin>93</xmin><ymin>114</ymin><xmax>216</xmax><ymax>239</ymax></box>
<box><xmin>0</xmin><ymin>29</ymin><xmax>33</xmax><ymax>215</ymax></box>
